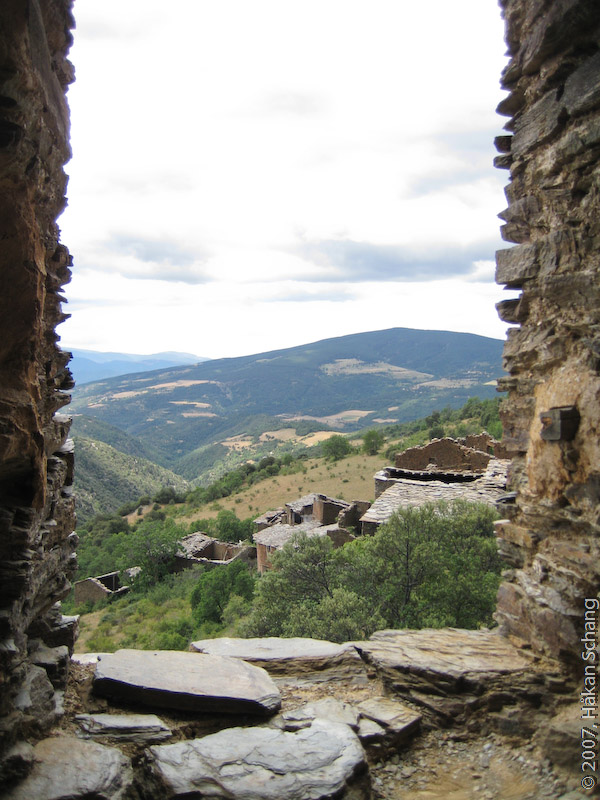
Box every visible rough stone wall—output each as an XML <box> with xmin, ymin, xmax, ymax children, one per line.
<box><xmin>494</xmin><ymin>0</ymin><xmax>600</xmax><ymax>669</ymax></box>
<box><xmin>394</xmin><ymin>438</ymin><xmax>493</xmax><ymax>472</ymax></box>
<box><xmin>0</xmin><ymin>0</ymin><xmax>77</xmax><ymax>764</ymax></box>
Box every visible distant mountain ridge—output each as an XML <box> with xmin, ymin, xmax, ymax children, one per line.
<box><xmin>70</xmin><ymin>327</ymin><xmax>504</xmax><ymax>481</ymax></box>
<box><xmin>67</xmin><ymin>348</ymin><xmax>209</xmax><ymax>384</ymax></box>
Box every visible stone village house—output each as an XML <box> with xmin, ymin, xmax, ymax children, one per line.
<box><xmin>253</xmin><ymin>435</ymin><xmax>508</xmax><ymax>571</ymax></box>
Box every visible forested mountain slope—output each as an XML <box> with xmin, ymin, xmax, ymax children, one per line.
<box><xmin>70</xmin><ymin>327</ymin><xmax>503</xmax><ymax>476</ymax></box>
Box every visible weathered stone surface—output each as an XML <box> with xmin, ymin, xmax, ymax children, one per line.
<box><xmin>0</xmin><ymin>741</ymin><xmax>35</xmax><ymax>784</ymax></box>
<box><xmin>539</xmin><ymin>703</ymin><xmax>584</xmax><ymax>769</ymax></box>
<box><xmin>563</xmin><ymin>51</ymin><xmax>600</xmax><ymax>117</ymax></box>
<box><xmin>30</xmin><ymin>642</ymin><xmax>69</xmax><ymax>688</ymax></box>
<box><xmin>495</xmin><ymin>0</ymin><xmax>600</xmax><ymax>671</ymax></box>
<box><xmin>356</xmin><ymin>697</ymin><xmax>421</xmax><ymax>746</ymax></box>
<box><xmin>0</xmin><ymin>0</ymin><xmax>77</xmax><ymax>754</ymax></box>
<box><xmin>357</xmin><ymin>717</ymin><xmax>387</xmax><ymax>746</ymax></box>
<box><xmin>278</xmin><ymin>698</ymin><xmax>361</xmax><ymax>732</ymax></box>
<box><xmin>13</xmin><ymin>665</ymin><xmax>58</xmax><ymax>734</ymax></box>
<box><xmin>27</xmin><ymin>604</ymin><xmax>79</xmax><ymax>654</ymax></box>
<box><xmin>190</xmin><ymin>636</ymin><xmax>368</xmax><ymax>684</ymax></box>
<box><xmin>355</xmin><ymin>629</ymin><xmax>547</xmax><ymax>726</ymax></box>
<box><xmin>147</xmin><ymin>719</ymin><xmax>369</xmax><ymax>799</ymax></box>
<box><xmin>495</xmin><ymin>243</ymin><xmax>538</xmax><ymax>287</ymax></box>
<box><xmin>76</xmin><ymin>712</ymin><xmax>172</xmax><ymax>743</ymax></box>
<box><xmin>4</xmin><ymin>737</ymin><xmax>134</xmax><ymax>800</ymax></box>
<box><xmin>511</xmin><ymin>89</ymin><xmax>564</xmax><ymax>158</ymax></box>
<box><xmin>93</xmin><ymin>649</ymin><xmax>281</xmax><ymax>715</ymax></box>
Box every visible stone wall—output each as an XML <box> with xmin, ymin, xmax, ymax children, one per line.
<box><xmin>494</xmin><ymin>0</ymin><xmax>600</xmax><ymax>669</ymax></box>
<box><xmin>0</xmin><ymin>0</ymin><xmax>77</xmax><ymax>768</ymax></box>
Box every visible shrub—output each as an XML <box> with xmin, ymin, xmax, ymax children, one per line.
<box><xmin>322</xmin><ymin>435</ymin><xmax>352</xmax><ymax>461</ymax></box>
<box><xmin>362</xmin><ymin>429</ymin><xmax>384</xmax><ymax>455</ymax></box>
<box><xmin>191</xmin><ymin>561</ymin><xmax>255</xmax><ymax>625</ymax></box>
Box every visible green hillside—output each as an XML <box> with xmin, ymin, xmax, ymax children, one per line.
<box><xmin>70</xmin><ymin>327</ymin><xmax>503</xmax><ymax>480</ymax></box>
<box><xmin>69</xmin><ymin>396</ymin><xmax>503</xmax><ymax>651</ymax></box>
<box><xmin>74</xmin><ymin>436</ymin><xmax>189</xmax><ymax>522</ymax></box>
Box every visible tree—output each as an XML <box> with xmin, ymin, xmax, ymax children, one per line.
<box><xmin>362</xmin><ymin>429</ymin><xmax>384</xmax><ymax>455</ymax></box>
<box><xmin>242</xmin><ymin>534</ymin><xmax>338</xmax><ymax>637</ymax></box>
<box><xmin>191</xmin><ymin>561</ymin><xmax>255</xmax><ymax>625</ymax></box>
<box><xmin>125</xmin><ymin>518</ymin><xmax>185</xmax><ymax>591</ymax></box>
<box><xmin>335</xmin><ymin>503</ymin><xmax>443</xmax><ymax>627</ymax></box>
<box><xmin>243</xmin><ymin>501</ymin><xmax>501</xmax><ymax>640</ymax></box>
<box><xmin>322</xmin><ymin>435</ymin><xmax>352</xmax><ymax>461</ymax></box>
<box><xmin>152</xmin><ymin>486</ymin><xmax>178</xmax><ymax>505</ymax></box>
<box><xmin>283</xmin><ymin>588</ymin><xmax>386</xmax><ymax>642</ymax></box>
<box><xmin>214</xmin><ymin>509</ymin><xmax>254</xmax><ymax>542</ymax></box>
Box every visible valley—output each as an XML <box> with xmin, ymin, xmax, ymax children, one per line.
<box><xmin>69</xmin><ymin>327</ymin><xmax>504</xmax><ymax>514</ymax></box>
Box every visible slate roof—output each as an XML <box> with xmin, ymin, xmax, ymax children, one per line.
<box><xmin>177</xmin><ymin>532</ymin><xmax>215</xmax><ymax>558</ymax></box>
<box><xmin>253</xmin><ymin>521</ymin><xmax>344</xmax><ymax>548</ymax></box>
<box><xmin>361</xmin><ymin>459</ymin><xmax>509</xmax><ymax>526</ymax></box>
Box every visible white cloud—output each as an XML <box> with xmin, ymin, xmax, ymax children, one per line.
<box><xmin>59</xmin><ymin>0</ymin><xmax>510</xmax><ymax>358</ymax></box>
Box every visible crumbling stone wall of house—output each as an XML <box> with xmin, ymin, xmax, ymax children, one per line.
<box><xmin>0</xmin><ymin>0</ymin><xmax>77</xmax><ymax>773</ymax></box>
<box><xmin>494</xmin><ymin>0</ymin><xmax>600</xmax><ymax>670</ymax></box>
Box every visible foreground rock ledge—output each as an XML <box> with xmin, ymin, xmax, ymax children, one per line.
<box><xmin>4</xmin><ymin>737</ymin><xmax>134</xmax><ymax>800</ymax></box>
<box><xmin>190</xmin><ymin>636</ymin><xmax>367</xmax><ymax>683</ymax></box>
<box><xmin>147</xmin><ymin>718</ymin><xmax>369</xmax><ymax>800</ymax></box>
<box><xmin>354</xmin><ymin>629</ymin><xmax>546</xmax><ymax>725</ymax></box>
<box><xmin>93</xmin><ymin>649</ymin><xmax>281</xmax><ymax>715</ymax></box>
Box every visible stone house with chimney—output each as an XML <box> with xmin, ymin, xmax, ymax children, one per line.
<box><xmin>253</xmin><ymin>492</ymin><xmax>370</xmax><ymax>573</ymax></box>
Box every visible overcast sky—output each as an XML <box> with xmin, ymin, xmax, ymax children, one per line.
<box><xmin>59</xmin><ymin>0</ymin><xmax>511</xmax><ymax>360</ymax></box>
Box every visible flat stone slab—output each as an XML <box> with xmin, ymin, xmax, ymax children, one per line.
<box><xmin>356</xmin><ymin>628</ymin><xmax>532</xmax><ymax>684</ymax></box>
<box><xmin>72</xmin><ymin>652</ymin><xmax>106</xmax><ymax>665</ymax></box>
<box><xmin>279</xmin><ymin>698</ymin><xmax>361</xmax><ymax>732</ymax></box>
<box><xmin>356</xmin><ymin>697</ymin><xmax>421</xmax><ymax>745</ymax></box>
<box><xmin>190</xmin><ymin>637</ymin><xmax>367</xmax><ymax>684</ymax></box>
<box><xmin>93</xmin><ymin>649</ymin><xmax>281</xmax><ymax>716</ymax></box>
<box><xmin>76</xmin><ymin>712</ymin><xmax>172</xmax><ymax>743</ymax></box>
<box><xmin>4</xmin><ymin>737</ymin><xmax>133</xmax><ymax>800</ymax></box>
<box><xmin>147</xmin><ymin>718</ymin><xmax>369</xmax><ymax>799</ymax></box>
<box><xmin>354</xmin><ymin>629</ymin><xmax>537</xmax><ymax>724</ymax></box>
<box><xmin>357</xmin><ymin>717</ymin><xmax>386</xmax><ymax>745</ymax></box>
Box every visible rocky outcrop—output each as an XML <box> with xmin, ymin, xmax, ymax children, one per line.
<box><xmin>146</xmin><ymin>720</ymin><xmax>370</xmax><ymax>800</ymax></box>
<box><xmin>355</xmin><ymin>628</ymin><xmax>563</xmax><ymax>729</ymax></box>
<box><xmin>0</xmin><ymin>0</ymin><xmax>77</xmax><ymax>769</ymax></box>
<box><xmin>93</xmin><ymin>649</ymin><xmax>282</xmax><ymax>716</ymax></box>
<box><xmin>494</xmin><ymin>0</ymin><xmax>600</xmax><ymax>669</ymax></box>
<box><xmin>4</xmin><ymin>737</ymin><xmax>135</xmax><ymax>800</ymax></box>
<box><xmin>190</xmin><ymin>636</ymin><xmax>369</xmax><ymax>685</ymax></box>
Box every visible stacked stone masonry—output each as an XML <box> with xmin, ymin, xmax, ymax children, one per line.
<box><xmin>1</xmin><ymin>0</ymin><xmax>600</xmax><ymax>793</ymax></box>
<box><xmin>494</xmin><ymin>0</ymin><xmax>600</xmax><ymax>669</ymax></box>
<box><xmin>0</xmin><ymin>0</ymin><xmax>78</xmax><ymax>768</ymax></box>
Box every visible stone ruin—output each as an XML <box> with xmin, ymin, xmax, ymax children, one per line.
<box><xmin>0</xmin><ymin>0</ymin><xmax>79</xmax><ymax>777</ymax></box>
<box><xmin>174</xmin><ymin>531</ymin><xmax>256</xmax><ymax>570</ymax></box>
<box><xmin>252</xmin><ymin>492</ymin><xmax>366</xmax><ymax>573</ymax></box>
<box><xmin>493</xmin><ymin>0</ymin><xmax>600</xmax><ymax>670</ymax></box>
<box><xmin>73</xmin><ymin>534</ymin><xmax>255</xmax><ymax>605</ymax></box>
<box><xmin>73</xmin><ymin>571</ymin><xmax>131</xmax><ymax>606</ymax></box>
<box><xmin>1</xmin><ymin>0</ymin><xmax>599</xmax><ymax>797</ymax></box>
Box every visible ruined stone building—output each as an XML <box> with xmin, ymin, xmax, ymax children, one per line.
<box><xmin>0</xmin><ymin>0</ymin><xmax>79</xmax><ymax>774</ymax></box>
<box><xmin>0</xmin><ymin>0</ymin><xmax>599</xmax><ymax>794</ymax></box>
<box><xmin>493</xmin><ymin>0</ymin><xmax>600</xmax><ymax>669</ymax></box>
<box><xmin>361</xmin><ymin>438</ymin><xmax>510</xmax><ymax>534</ymax></box>
<box><xmin>253</xmin><ymin>493</ymin><xmax>367</xmax><ymax>572</ymax></box>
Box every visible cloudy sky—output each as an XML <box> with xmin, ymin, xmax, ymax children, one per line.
<box><xmin>59</xmin><ymin>0</ymin><xmax>511</xmax><ymax>360</ymax></box>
